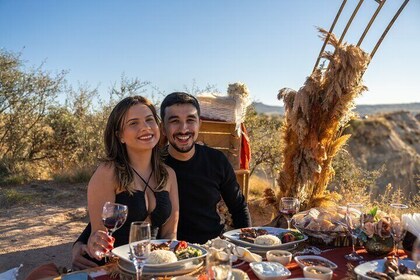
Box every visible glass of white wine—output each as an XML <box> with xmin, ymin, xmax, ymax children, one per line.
<box><xmin>344</xmin><ymin>203</ymin><xmax>364</xmax><ymax>261</ymax></box>
<box><xmin>206</xmin><ymin>248</ymin><xmax>232</xmax><ymax>280</ymax></box>
<box><xmin>389</xmin><ymin>203</ymin><xmax>409</xmax><ymax>258</ymax></box>
<box><xmin>129</xmin><ymin>221</ymin><xmax>151</xmax><ymax>280</ymax></box>
<box><xmin>413</xmin><ymin>236</ymin><xmax>420</xmax><ymax>273</ymax></box>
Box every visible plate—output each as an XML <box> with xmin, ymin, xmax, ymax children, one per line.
<box><xmin>354</xmin><ymin>258</ymin><xmax>416</xmax><ymax>280</ymax></box>
<box><xmin>112</xmin><ymin>239</ymin><xmax>207</xmax><ymax>270</ymax></box>
<box><xmin>294</xmin><ymin>255</ymin><xmax>338</xmax><ymax>270</ymax></box>
<box><xmin>118</xmin><ymin>258</ymin><xmax>204</xmax><ymax>276</ymax></box>
<box><xmin>223</xmin><ymin>227</ymin><xmax>307</xmax><ymax>250</ymax></box>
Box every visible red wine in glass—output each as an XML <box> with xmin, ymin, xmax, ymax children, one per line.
<box><xmin>280</xmin><ymin>209</ymin><xmax>297</xmax><ymax>220</ymax></box>
<box><xmin>103</xmin><ymin>216</ymin><xmax>126</xmax><ymax>233</ymax></box>
<box><xmin>280</xmin><ymin>197</ymin><xmax>299</xmax><ymax>230</ymax></box>
<box><xmin>97</xmin><ymin>202</ymin><xmax>128</xmax><ymax>259</ymax></box>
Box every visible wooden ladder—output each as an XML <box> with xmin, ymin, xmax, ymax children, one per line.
<box><xmin>312</xmin><ymin>0</ymin><xmax>410</xmax><ymax>74</ymax></box>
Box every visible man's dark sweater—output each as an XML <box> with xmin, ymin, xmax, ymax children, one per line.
<box><xmin>165</xmin><ymin>144</ymin><xmax>251</xmax><ymax>244</ymax></box>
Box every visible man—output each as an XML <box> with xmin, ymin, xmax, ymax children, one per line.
<box><xmin>72</xmin><ymin>92</ymin><xmax>251</xmax><ymax>269</ymax></box>
<box><xmin>160</xmin><ymin>92</ymin><xmax>251</xmax><ymax>243</ymax></box>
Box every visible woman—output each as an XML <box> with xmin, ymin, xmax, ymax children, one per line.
<box><xmin>84</xmin><ymin>96</ymin><xmax>179</xmax><ymax>263</ymax></box>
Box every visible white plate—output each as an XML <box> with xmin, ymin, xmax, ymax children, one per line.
<box><xmin>112</xmin><ymin>239</ymin><xmax>207</xmax><ymax>270</ymax></box>
<box><xmin>118</xmin><ymin>258</ymin><xmax>204</xmax><ymax>276</ymax></box>
<box><xmin>223</xmin><ymin>227</ymin><xmax>307</xmax><ymax>250</ymax></box>
<box><xmin>288</xmin><ymin>278</ymin><xmax>319</xmax><ymax>280</ymax></box>
<box><xmin>251</xmin><ymin>243</ymin><xmax>299</xmax><ymax>257</ymax></box>
<box><xmin>294</xmin><ymin>255</ymin><xmax>338</xmax><ymax>270</ymax></box>
<box><xmin>354</xmin><ymin>258</ymin><xmax>416</xmax><ymax>280</ymax></box>
<box><xmin>288</xmin><ymin>278</ymin><xmax>320</xmax><ymax>280</ymax></box>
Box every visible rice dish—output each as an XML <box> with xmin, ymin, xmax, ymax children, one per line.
<box><xmin>255</xmin><ymin>234</ymin><xmax>281</xmax><ymax>245</ymax></box>
<box><xmin>146</xmin><ymin>249</ymin><xmax>178</xmax><ymax>264</ymax></box>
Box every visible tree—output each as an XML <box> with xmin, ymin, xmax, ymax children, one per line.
<box><xmin>245</xmin><ymin>106</ymin><xmax>283</xmax><ymax>185</ymax></box>
<box><xmin>0</xmin><ymin>50</ymin><xmax>66</xmax><ymax>178</ymax></box>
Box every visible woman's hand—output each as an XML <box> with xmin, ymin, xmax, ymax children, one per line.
<box><xmin>87</xmin><ymin>230</ymin><xmax>115</xmax><ymax>260</ymax></box>
<box><xmin>72</xmin><ymin>241</ymin><xmax>98</xmax><ymax>270</ymax></box>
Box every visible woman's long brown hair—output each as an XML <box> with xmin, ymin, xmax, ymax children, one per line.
<box><xmin>103</xmin><ymin>96</ymin><xmax>168</xmax><ymax>193</ymax></box>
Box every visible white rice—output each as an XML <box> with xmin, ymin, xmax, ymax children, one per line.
<box><xmin>146</xmin><ymin>249</ymin><xmax>178</xmax><ymax>264</ymax></box>
<box><xmin>255</xmin><ymin>234</ymin><xmax>281</xmax><ymax>246</ymax></box>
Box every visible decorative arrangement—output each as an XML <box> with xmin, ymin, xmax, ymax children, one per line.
<box><xmin>357</xmin><ymin>207</ymin><xmax>394</xmax><ymax>255</ymax></box>
<box><xmin>264</xmin><ymin>28</ymin><xmax>371</xmax><ymax>212</ymax></box>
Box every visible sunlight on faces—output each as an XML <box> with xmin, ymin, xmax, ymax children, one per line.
<box><xmin>162</xmin><ymin>104</ymin><xmax>201</xmax><ymax>154</ymax></box>
<box><xmin>120</xmin><ymin>104</ymin><xmax>160</xmax><ymax>153</ymax></box>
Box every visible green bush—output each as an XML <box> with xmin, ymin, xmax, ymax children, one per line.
<box><xmin>0</xmin><ymin>188</ymin><xmax>33</xmax><ymax>208</ymax></box>
<box><xmin>52</xmin><ymin>167</ymin><xmax>94</xmax><ymax>184</ymax></box>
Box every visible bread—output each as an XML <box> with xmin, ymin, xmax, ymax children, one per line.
<box><xmin>306</xmin><ymin>220</ymin><xmax>321</xmax><ymax>231</ymax></box>
<box><xmin>295</xmin><ymin>207</ymin><xmax>348</xmax><ymax>232</ymax></box>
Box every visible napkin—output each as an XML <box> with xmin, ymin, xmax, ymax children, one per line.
<box><xmin>231</xmin><ymin>246</ymin><xmax>262</xmax><ymax>263</ymax></box>
<box><xmin>402</xmin><ymin>213</ymin><xmax>420</xmax><ymax>236</ymax></box>
<box><xmin>0</xmin><ymin>264</ymin><xmax>22</xmax><ymax>280</ymax></box>
<box><xmin>204</xmin><ymin>237</ymin><xmax>262</xmax><ymax>263</ymax></box>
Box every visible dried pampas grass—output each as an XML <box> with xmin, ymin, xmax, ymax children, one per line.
<box><xmin>274</xmin><ymin>28</ymin><xmax>371</xmax><ymax>210</ymax></box>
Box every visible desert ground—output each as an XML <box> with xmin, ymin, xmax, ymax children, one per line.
<box><xmin>0</xmin><ymin>182</ymin><xmax>272</xmax><ymax>279</ymax></box>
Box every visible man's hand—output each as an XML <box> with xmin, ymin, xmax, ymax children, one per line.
<box><xmin>71</xmin><ymin>241</ymin><xmax>98</xmax><ymax>271</ymax></box>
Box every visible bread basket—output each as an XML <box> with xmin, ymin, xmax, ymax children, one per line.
<box><xmin>292</xmin><ymin>207</ymin><xmax>351</xmax><ymax>247</ymax></box>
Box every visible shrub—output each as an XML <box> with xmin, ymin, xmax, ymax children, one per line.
<box><xmin>0</xmin><ymin>188</ymin><xmax>33</xmax><ymax>208</ymax></box>
<box><xmin>52</xmin><ymin>167</ymin><xmax>94</xmax><ymax>184</ymax></box>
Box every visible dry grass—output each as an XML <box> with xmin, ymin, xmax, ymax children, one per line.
<box><xmin>271</xmin><ymin>29</ymin><xmax>371</xmax><ymax>211</ymax></box>
<box><xmin>248</xmin><ymin>176</ymin><xmax>271</xmax><ymax>200</ymax></box>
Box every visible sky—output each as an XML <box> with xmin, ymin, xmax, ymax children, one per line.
<box><xmin>1</xmin><ymin>0</ymin><xmax>419</xmax><ymax>106</ymax></box>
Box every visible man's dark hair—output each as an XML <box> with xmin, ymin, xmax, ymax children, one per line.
<box><xmin>160</xmin><ymin>92</ymin><xmax>201</xmax><ymax>120</ymax></box>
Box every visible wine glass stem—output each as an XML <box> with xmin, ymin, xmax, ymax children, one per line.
<box><xmin>104</xmin><ymin>230</ymin><xmax>113</xmax><ymax>263</ymax></box>
<box><xmin>394</xmin><ymin>239</ymin><xmax>400</xmax><ymax>259</ymax></box>
<box><xmin>134</xmin><ymin>260</ymin><xmax>144</xmax><ymax>280</ymax></box>
<box><xmin>351</xmin><ymin>236</ymin><xmax>357</xmax><ymax>253</ymax></box>
<box><xmin>287</xmin><ymin>219</ymin><xmax>291</xmax><ymax>230</ymax></box>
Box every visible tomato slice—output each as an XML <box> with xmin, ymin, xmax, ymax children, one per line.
<box><xmin>174</xmin><ymin>240</ymin><xmax>188</xmax><ymax>251</ymax></box>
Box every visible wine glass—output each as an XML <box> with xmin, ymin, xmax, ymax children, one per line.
<box><xmin>279</xmin><ymin>197</ymin><xmax>300</xmax><ymax>230</ymax></box>
<box><xmin>206</xmin><ymin>248</ymin><xmax>232</xmax><ymax>280</ymax></box>
<box><xmin>344</xmin><ymin>203</ymin><xmax>364</xmax><ymax>261</ymax></box>
<box><xmin>97</xmin><ymin>201</ymin><xmax>128</xmax><ymax>258</ymax></box>
<box><xmin>389</xmin><ymin>203</ymin><xmax>409</xmax><ymax>258</ymax></box>
<box><xmin>413</xmin><ymin>236</ymin><xmax>420</xmax><ymax>273</ymax></box>
<box><xmin>129</xmin><ymin>221</ymin><xmax>151</xmax><ymax>280</ymax></box>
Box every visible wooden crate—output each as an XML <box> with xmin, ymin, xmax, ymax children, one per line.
<box><xmin>197</xmin><ymin>120</ymin><xmax>241</xmax><ymax>170</ymax></box>
<box><xmin>198</xmin><ymin>120</ymin><xmax>249</xmax><ymax>200</ymax></box>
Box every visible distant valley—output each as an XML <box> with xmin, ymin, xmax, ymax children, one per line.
<box><xmin>253</xmin><ymin>101</ymin><xmax>420</xmax><ymax>117</ymax></box>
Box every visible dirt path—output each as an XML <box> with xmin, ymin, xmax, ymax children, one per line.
<box><xmin>0</xmin><ymin>182</ymin><xmax>272</xmax><ymax>279</ymax></box>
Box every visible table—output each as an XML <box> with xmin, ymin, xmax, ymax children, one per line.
<box><xmin>31</xmin><ymin>247</ymin><xmax>407</xmax><ymax>280</ymax></box>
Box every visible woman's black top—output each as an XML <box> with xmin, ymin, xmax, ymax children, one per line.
<box><xmin>75</xmin><ymin>187</ymin><xmax>171</xmax><ymax>265</ymax></box>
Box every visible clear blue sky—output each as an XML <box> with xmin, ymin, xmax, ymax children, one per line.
<box><xmin>1</xmin><ymin>0</ymin><xmax>419</xmax><ymax>106</ymax></box>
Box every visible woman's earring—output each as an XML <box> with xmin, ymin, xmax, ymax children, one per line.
<box><xmin>121</xmin><ymin>139</ymin><xmax>125</xmax><ymax>144</ymax></box>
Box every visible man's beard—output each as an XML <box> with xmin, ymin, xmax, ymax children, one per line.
<box><xmin>169</xmin><ymin>133</ymin><xmax>195</xmax><ymax>153</ymax></box>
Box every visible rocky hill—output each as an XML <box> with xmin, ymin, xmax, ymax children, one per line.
<box><xmin>344</xmin><ymin>111</ymin><xmax>420</xmax><ymax>197</ymax></box>
<box><xmin>253</xmin><ymin>102</ymin><xmax>420</xmax><ymax>197</ymax></box>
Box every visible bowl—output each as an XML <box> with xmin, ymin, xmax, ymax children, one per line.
<box><xmin>303</xmin><ymin>266</ymin><xmax>333</xmax><ymax>280</ymax></box>
<box><xmin>249</xmin><ymin>261</ymin><xmax>291</xmax><ymax>280</ymax></box>
<box><xmin>266</xmin><ymin>250</ymin><xmax>292</xmax><ymax>266</ymax></box>
<box><xmin>231</xmin><ymin>268</ymin><xmax>250</xmax><ymax>280</ymax></box>
<box><xmin>294</xmin><ymin>255</ymin><xmax>338</xmax><ymax>270</ymax></box>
